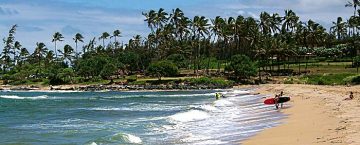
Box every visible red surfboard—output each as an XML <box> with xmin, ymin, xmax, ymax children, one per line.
<box><xmin>264</xmin><ymin>97</ymin><xmax>290</xmax><ymax>105</ymax></box>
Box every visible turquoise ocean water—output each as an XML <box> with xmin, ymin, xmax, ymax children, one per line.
<box><xmin>0</xmin><ymin>89</ymin><xmax>283</xmax><ymax>145</ymax></box>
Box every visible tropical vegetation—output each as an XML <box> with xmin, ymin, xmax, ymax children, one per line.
<box><xmin>1</xmin><ymin>3</ymin><xmax>360</xmax><ymax>86</ymax></box>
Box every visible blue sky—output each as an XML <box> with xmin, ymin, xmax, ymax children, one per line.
<box><xmin>0</xmin><ymin>0</ymin><xmax>353</xmax><ymax>51</ymax></box>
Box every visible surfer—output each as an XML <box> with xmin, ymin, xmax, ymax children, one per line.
<box><xmin>215</xmin><ymin>93</ymin><xmax>221</xmax><ymax>100</ymax></box>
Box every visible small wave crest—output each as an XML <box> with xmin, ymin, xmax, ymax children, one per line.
<box><xmin>198</xmin><ymin>104</ymin><xmax>219</xmax><ymax>112</ymax></box>
<box><xmin>110</xmin><ymin>133</ymin><xmax>142</xmax><ymax>144</ymax></box>
<box><xmin>214</xmin><ymin>100</ymin><xmax>234</xmax><ymax>107</ymax></box>
<box><xmin>0</xmin><ymin>95</ymin><xmax>48</xmax><ymax>100</ymax></box>
<box><xmin>169</xmin><ymin>110</ymin><xmax>209</xmax><ymax>122</ymax></box>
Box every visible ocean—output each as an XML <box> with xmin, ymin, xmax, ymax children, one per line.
<box><xmin>0</xmin><ymin>89</ymin><xmax>284</xmax><ymax>145</ymax></box>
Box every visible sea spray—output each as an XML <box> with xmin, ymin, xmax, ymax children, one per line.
<box><xmin>169</xmin><ymin>110</ymin><xmax>210</xmax><ymax>122</ymax></box>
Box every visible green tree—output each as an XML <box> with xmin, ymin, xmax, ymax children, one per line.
<box><xmin>2</xmin><ymin>25</ymin><xmax>17</xmax><ymax>73</ymax></box>
<box><xmin>52</xmin><ymin>32</ymin><xmax>64</xmax><ymax>58</ymax></box>
<box><xmin>112</xmin><ymin>30</ymin><xmax>122</xmax><ymax>48</ymax></box>
<box><xmin>73</xmin><ymin>33</ymin><xmax>84</xmax><ymax>58</ymax></box>
<box><xmin>147</xmin><ymin>60</ymin><xmax>179</xmax><ymax>80</ymax></box>
<box><xmin>99</xmin><ymin>32</ymin><xmax>110</xmax><ymax>47</ymax></box>
<box><xmin>58</xmin><ymin>44</ymin><xmax>74</xmax><ymax>65</ymax></box>
<box><xmin>100</xmin><ymin>63</ymin><xmax>117</xmax><ymax>79</ymax></box>
<box><xmin>33</xmin><ymin>42</ymin><xmax>48</xmax><ymax>76</ymax></box>
<box><xmin>346</xmin><ymin>0</ymin><xmax>360</xmax><ymax>17</ymax></box>
<box><xmin>225</xmin><ymin>55</ymin><xmax>257</xmax><ymax>79</ymax></box>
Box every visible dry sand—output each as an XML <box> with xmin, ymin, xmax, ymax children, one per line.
<box><xmin>241</xmin><ymin>84</ymin><xmax>360</xmax><ymax>145</ymax></box>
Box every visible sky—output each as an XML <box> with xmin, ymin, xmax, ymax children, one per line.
<box><xmin>0</xmin><ymin>0</ymin><xmax>354</xmax><ymax>52</ymax></box>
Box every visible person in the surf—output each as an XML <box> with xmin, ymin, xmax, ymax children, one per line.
<box><xmin>215</xmin><ymin>93</ymin><xmax>221</xmax><ymax>100</ymax></box>
<box><xmin>221</xmin><ymin>93</ymin><xmax>226</xmax><ymax>98</ymax></box>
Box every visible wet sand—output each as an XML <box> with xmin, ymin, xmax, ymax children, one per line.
<box><xmin>242</xmin><ymin>84</ymin><xmax>360</xmax><ymax>145</ymax></box>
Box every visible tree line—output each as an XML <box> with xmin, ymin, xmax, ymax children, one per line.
<box><xmin>1</xmin><ymin>2</ymin><xmax>360</xmax><ymax>85</ymax></box>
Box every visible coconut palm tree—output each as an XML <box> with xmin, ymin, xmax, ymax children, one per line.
<box><xmin>73</xmin><ymin>33</ymin><xmax>84</xmax><ymax>58</ymax></box>
<box><xmin>33</xmin><ymin>42</ymin><xmax>48</xmax><ymax>75</ymax></box>
<box><xmin>143</xmin><ymin>10</ymin><xmax>157</xmax><ymax>33</ymax></box>
<box><xmin>330</xmin><ymin>17</ymin><xmax>347</xmax><ymax>40</ymax></box>
<box><xmin>13</xmin><ymin>41</ymin><xmax>22</xmax><ymax>65</ymax></box>
<box><xmin>112</xmin><ymin>30</ymin><xmax>122</xmax><ymax>48</ymax></box>
<box><xmin>260</xmin><ymin>12</ymin><xmax>272</xmax><ymax>36</ymax></box>
<box><xmin>52</xmin><ymin>32</ymin><xmax>64</xmax><ymax>58</ymax></box>
<box><xmin>170</xmin><ymin>8</ymin><xmax>184</xmax><ymax>39</ymax></box>
<box><xmin>45</xmin><ymin>51</ymin><xmax>54</xmax><ymax>67</ymax></box>
<box><xmin>155</xmin><ymin>8</ymin><xmax>169</xmax><ymax>29</ymax></box>
<box><xmin>58</xmin><ymin>44</ymin><xmax>74</xmax><ymax>65</ymax></box>
<box><xmin>192</xmin><ymin>16</ymin><xmax>210</xmax><ymax>73</ymax></box>
<box><xmin>99</xmin><ymin>32</ymin><xmax>110</xmax><ymax>48</ymax></box>
<box><xmin>18</xmin><ymin>47</ymin><xmax>29</xmax><ymax>66</ymax></box>
<box><xmin>346</xmin><ymin>0</ymin><xmax>360</xmax><ymax>17</ymax></box>
<box><xmin>282</xmin><ymin>10</ymin><xmax>299</xmax><ymax>33</ymax></box>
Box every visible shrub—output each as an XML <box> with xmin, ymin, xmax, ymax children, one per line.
<box><xmin>127</xmin><ymin>75</ymin><xmax>137</xmax><ymax>83</ymax></box>
<box><xmin>343</xmin><ymin>75</ymin><xmax>360</xmax><ymax>85</ymax></box>
<box><xmin>225</xmin><ymin>55</ymin><xmax>257</xmax><ymax>80</ymax></box>
<box><xmin>147</xmin><ymin>60</ymin><xmax>179</xmax><ymax>80</ymax></box>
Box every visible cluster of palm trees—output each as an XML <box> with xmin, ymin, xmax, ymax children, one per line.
<box><xmin>1</xmin><ymin>4</ymin><xmax>359</xmax><ymax>84</ymax></box>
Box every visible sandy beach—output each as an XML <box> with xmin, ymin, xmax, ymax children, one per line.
<box><xmin>242</xmin><ymin>84</ymin><xmax>360</xmax><ymax>145</ymax></box>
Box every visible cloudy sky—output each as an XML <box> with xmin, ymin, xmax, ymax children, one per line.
<box><xmin>0</xmin><ymin>0</ymin><xmax>353</xmax><ymax>51</ymax></box>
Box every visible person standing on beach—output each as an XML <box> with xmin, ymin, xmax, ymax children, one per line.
<box><xmin>274</xmin><ymin>94</ymin><xmax>280</xmax><ymax>109</ymax></box>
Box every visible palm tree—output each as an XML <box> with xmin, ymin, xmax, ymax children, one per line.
<box><xmin>13</xmin><ymin>41</ymin><xmax>22</xmax><ymax>65</ymax></box>
<box><xmin>33</xmin><ymin>42</ymin><xmax>48</xmax><ymax>75</ymax></box>
<box><xmin>346</xmin><ymin>0</ymin><xmax>360</xmax><ymax>17</ymax></box>
<box><xmin>112</xmin><ymin>30</ymin><xmax>122</xmax><ymax>48</ymax></box>
<box><xmin>45</xmin><ymin>51</ymin><xmax>54</xmax><ymax>67</ymax></box>
<box><xmin>18</xmin><ymin>47</ymin><xmax>29</xmax><ymax>66</ymax></box>
<box><xmin>260</xmin><ymin>12</ymin><xmax>272</xmax><ymax>36</ymax></box>
<box><xmin>330</xmin><ymin>17</ymin><xmax>347</xmax><ymax>40</ymax></box>
<box><xmin>99</xmin><ymin>32</ymin><xmax>110</xmax><ymax>47</ymax></box>
<box><xmin>58</xmin><ymin>44</ymin><xmax>74</xmax><ymax>64</ymax></box>
<box><xmin>192</xmin><ymin>16</ymin><xmax>210</xmax><ymax>74</ymax></box>
<box><xmin>155</xmin><ymin>8</ymin><xmax>169</xmax><ymax>29</ymax></box>
<box><xmin>170</xmin><ymin>8</ymin><xmax>184</xmax><ymax>39</ymax></box>
<box><xmin>282</xmin><ymin>10</ymin><xmax>299</xmax><ymax>33</ymax></box>
<box><xmin>52</xmin><ymin>32</ymin><xmax>64</xmax><ymax>58</ymax></box>
<box><xmin>143</xmin><ymin>10</ymin><xmax>157</xmax><ymax>33</ymax></box>
<box><xmin>211</xmin><ymin>16</ymin><xmax>226</xmax><ymax>72</ymax></box>
<box><xmin>73</xmin><ymin>33</ymin><xmax>84</xmax><ymax>58</ymax></box>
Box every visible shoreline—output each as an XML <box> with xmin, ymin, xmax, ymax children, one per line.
<box><xmin>242</xmin><ymin>84</ymin><xmax>360</xmax><ymax>145</ymax></box>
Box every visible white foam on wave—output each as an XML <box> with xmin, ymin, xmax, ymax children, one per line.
<box><xmin>86</xmin><ymin>107</ymin><xmax>123</xmax><ymax>111</ymax></box>
<box><xmin>169</xmin><ymin>110</ymin><xmax>210</xmax><ymax>122</ymax></box>
<box><xmin>222</xmin><ymin>89</ymin><xmax>249</xmax><ymax>95</ymax></box>
<box><xmin>198</xmin><ymin>104</ymin><xmax>219</xmax><ymax>112</ymax></box>
<box><xmin>0</xmin><ymin>95</ymin><xmax>48</xmax><ymax>100</ymax></box>
<box><xmin>111</xmin><ymin>133</ymin><xmax>142</xmax><ymax>144</ymax></box>
<box><xmin>213</xmin><ymin>100</ymin><xmax>233</xmax><ymax>107</ymax></box>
